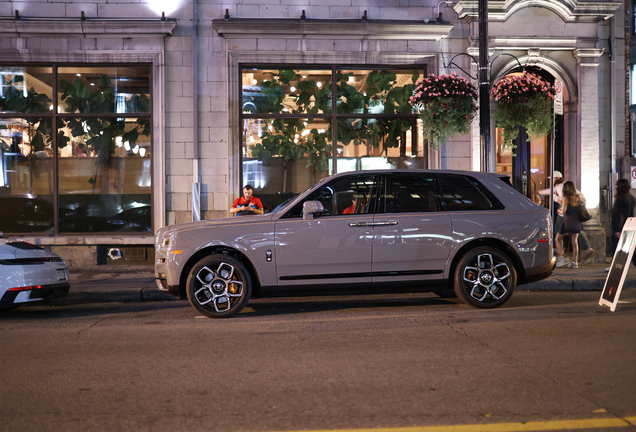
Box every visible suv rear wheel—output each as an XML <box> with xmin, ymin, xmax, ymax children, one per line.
<box><xmin>453</xmin><ymin>246</ymin><xmax>516</xmax><ymax>308</ymax></box>
<box><xmin>186</xmin><ymin>255</ymin><xmax>252</xmax><ymax>318</ymax></box>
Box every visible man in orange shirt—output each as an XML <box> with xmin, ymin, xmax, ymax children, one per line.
<box><xmin>231</xmin><ymin>184</ymin><xmax>264</xmax><ymax>216</ymax></box>
<box><xmin>343</xmin><ymin>197</ymin><xmax>357</xmax><ymax>214</ymax></box>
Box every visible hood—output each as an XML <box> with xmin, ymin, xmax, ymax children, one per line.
<box><xmin>165</xmin><ymin>213</ymin><xmax>275</xmax><ymax>233</ymax></box>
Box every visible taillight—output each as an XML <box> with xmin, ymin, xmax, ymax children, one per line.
<box><xmin>8</xmin><ymin>285</ymin><xmax>42</xmax><ymax>291</ymax></box>
<box><xmin>538</xmin><ymin>238</ymin><xmax>548</xmax><ymax>243</ymax></box>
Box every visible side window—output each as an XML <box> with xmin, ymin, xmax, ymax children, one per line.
<box><xmin>283</xmin><ymin>175</ymin><xmax>377</xmax><ymax>218</ymax></box>
<box><xmin>438</xmin><ymin>174</ymin><xmax>501</xmax><ymax>211</ymax></box>
<box><xmin>378</xmin><ymin>174</ymin><xmax>439</xmax><ymax>213</ymax></box>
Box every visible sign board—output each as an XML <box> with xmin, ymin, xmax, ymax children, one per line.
<box><xmin>631</xmin><ymin>166</ymin><xmax>636</xmax><ymax>189</ymax></box>
<box><xmin>599</xmin><ymin>217</ymin><xmax>636</xmax><ymax>311</ymax></box>
<box><xmin>554</xmin><ymin>80</ymin><xmax>563</xmax><ymax>115</ymax></box>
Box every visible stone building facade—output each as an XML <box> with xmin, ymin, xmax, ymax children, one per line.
<box><xmin>0</xmin><ymin>0</ymin><xmax>626</xmax><ymax>266</ymax></box>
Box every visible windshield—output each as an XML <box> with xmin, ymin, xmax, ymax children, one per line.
<box><xmin>269</xmin><ymin>194</ymin><xmax>299</xmax><ymax>213</ymax></box>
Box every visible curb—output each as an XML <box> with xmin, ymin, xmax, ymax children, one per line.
<box><xmin>521</xmin><ymin>277</ymin><xmax>636</xmax><ymax>291</ymax></box>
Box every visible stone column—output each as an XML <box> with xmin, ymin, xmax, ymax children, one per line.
<box><xmin>574</xmin><ymin>48</ymin><xmax>606</xmax><ymax>261</ymax></box>
<box><xmin>573</xmin><ymin>48</ymin><xmax>604</xmax><ymax>209</ymax></box>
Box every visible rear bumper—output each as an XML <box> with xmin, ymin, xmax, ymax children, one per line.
<box><xmin>522</xmin><ymin>257</ymin><xmax>557</xmax><ymax>284</ymax></box>
<box><xmin>0</xmin><ymin>282</ymin><xmax>70</xmax><ymax>307</ymax></box>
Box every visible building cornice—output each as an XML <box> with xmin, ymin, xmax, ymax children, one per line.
<box><xmin>454</xmin><ymin>0</ymin><xmax>621</xmax><ymax>23</ymax></box>
<box><xmin>490</xmin><ymin>37</ymin><xmax>599</xmax><ymax>50</ymax></box>
<box><xmin>213</xmin><ymin>19</ymin><xmax>454</xmax><ymax>41</ymax></box>
<box><xmin>0</xmin><ymin>17</ymin><xmax>177</xmax><ymax>38</ymax></box>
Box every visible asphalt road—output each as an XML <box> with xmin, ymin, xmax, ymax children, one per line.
<box><xmin>1</xmin><ymin>290</ymin><xmax>635</xmax><ymax>432</ymax></box>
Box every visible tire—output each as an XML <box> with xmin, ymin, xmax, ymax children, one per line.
<box><xmin>453</xmin><ymin>246</ymin><xmax>517</xmax><ymax>309</ymax></box>
<box><xmin>186</xmin><ymin>254</ymin><xmax>252</xmax><ymax>318</ymax></box>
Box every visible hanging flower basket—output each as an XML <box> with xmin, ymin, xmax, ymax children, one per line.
<box><xmin>492</xmin><ymin>72</ymin><xmax>556</xmax><ymax>151</ymax></box>
<box><xmin>410</xmin><ymin>72</ymin><xmax>478</xmax><ymax>149</ymax></box>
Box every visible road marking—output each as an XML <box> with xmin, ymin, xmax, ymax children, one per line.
<box><xmin>287</xmin><ymin>417</ymin><xmax>636</xmax><ymax>432</ymax></box>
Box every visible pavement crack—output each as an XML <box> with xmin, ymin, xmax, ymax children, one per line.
<box><xmin>77</xmin><ymin>317</ymin><xmax>108</xmax><ymax>336</ymax></box>
<box><xmin>439</xmin><ymin>317</ymin><xmax>624</xmax><ymax>420</ymax></box>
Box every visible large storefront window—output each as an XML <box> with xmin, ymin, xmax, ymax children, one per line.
<box><xmin>0</xmin><ymin>65</ymin><xmax>152</xmax><ymax>235</ymax></box>
<box><xmin>241</xmin><ymin>66</ymin><xmax>424</xmax><ymax>211</ymax></box>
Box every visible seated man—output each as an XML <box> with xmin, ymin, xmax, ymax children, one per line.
<box><xmin>230</xmin><ymin>184</ymin><xmax>264</xmax><ymax>216</ymax></box>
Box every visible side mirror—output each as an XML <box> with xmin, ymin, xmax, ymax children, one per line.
<box><xmin>302</xmin><ymin>200</ymin><xmax>324</xmax><ymax>220</ymax></box>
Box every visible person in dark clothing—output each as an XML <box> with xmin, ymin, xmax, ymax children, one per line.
<box><xmin>555</xmin><ymin>181</ymin><xmax>583</xmax><ymax>268</ymax></box>
<box><xmin>611</xmin><ymin>179</ymin><xmax>636</xmax><ymax>253</ymax></box>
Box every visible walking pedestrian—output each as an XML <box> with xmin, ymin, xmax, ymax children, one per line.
<box><xmin>540</xmin><ymin>171</ymin><xmax>594</xmax><ymax>261</ymax></box>
<box><xmin>555</xmin><ymin>181</ymin><xmax>583</xmax><ymax>268</ymax></box>
<box><xmin>611</xmin><ymin>178</ymin><xmax>636</xmax><ymax>252</ymax></box>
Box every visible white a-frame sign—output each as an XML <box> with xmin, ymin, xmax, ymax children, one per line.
<box><xmin>600</xmin><ymin>217</ymin><xmax>636</xmax><ymax>311</ymax></box>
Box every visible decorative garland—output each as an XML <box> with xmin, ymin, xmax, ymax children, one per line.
<box><xmin>492</xmin><ymin>72</ymin><xmax>556</xmax><ymax>151</ymax></box>
<box><xmin>410</xmin><ymin>72</ymin><xmax>478</xmax><ymax>149</ymax></box>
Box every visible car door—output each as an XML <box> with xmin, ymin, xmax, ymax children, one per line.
<box><xmin>371</xmin><ymin>173</ymin><xmax>453</xmax><ymax>285</ymax></box>
<box><xmin>275</xmin><ymin>174</ymin><xmax>379</xmax><ymax>286</ymax></box>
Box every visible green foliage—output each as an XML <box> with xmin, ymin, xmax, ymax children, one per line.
<box><xmin>0</xmin><ymin>74</ymin><xmax>56</xmax><ymax>153</ymax></box>
<box><xmin>0</xmin><ymin>72</ymin><xmax>150</xmax><ymax>163</ymax></box>
<box><xmin>58</xmin><ymin>73</ymin><xmax>150</xmax><ymax>167</ymax></box>
<box><xmin>492</xmin><ymin>72</ymin><xmax>555</xmax><ymax>151</ymax></box>
<box><xmin>248</xmin><ymin>69</ymin><xmax>420</xmax><ymax>184</ymax></box>
<box><xmin>409</xmin><ymin>73</ymin><xmax>477</xmax><ymax>149</ymax></box>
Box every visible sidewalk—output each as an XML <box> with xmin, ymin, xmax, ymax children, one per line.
<box><xmin>60</xmin><ymin>263</ymin><xmax>636</xmax><ymax>304</ymax></box>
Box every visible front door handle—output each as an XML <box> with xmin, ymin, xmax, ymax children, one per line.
<box><xmin>349</xmin><ymin>221</ymin><xmax>369</xmax><ymax>227</ymax></box>
<box><xmin>370</xmin><ymin>221</ymin><xmax>398</xmax><ymax>226</ymax></box>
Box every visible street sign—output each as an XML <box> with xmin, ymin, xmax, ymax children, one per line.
<box><xmin>599</xmin><ymin>217</ymin><xmax>636</xmax><ymax>311</ymax></box>
<box><xmin>631</xmin><ymin>166</ymin><xmax>636</xmax><ymax>188</ymax></box>
<box><xmin>554</xmin><ymin>80</ymin><xmax>563</xmax><ymax>115</ymax></box>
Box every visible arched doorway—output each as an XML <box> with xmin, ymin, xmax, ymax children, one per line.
<box><xmin>494</xmin><ymin>67</ymin><xmax>564</xmax><ymax>205</ymax></box>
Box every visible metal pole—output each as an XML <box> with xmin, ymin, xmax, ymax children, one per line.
<box><xmin>478</xmin><ymin>0</ymin><xmax>490</xmax><ymax>172</ymax></box>
<box><xmin>192</xmin><ymin>0</ymin><xmax>201</xmax><ymax>221</ymax></box>
<box><xmin>550</xmin><ymin>110</ymin><xmax>555</xmax><ymax>227</ymax></box>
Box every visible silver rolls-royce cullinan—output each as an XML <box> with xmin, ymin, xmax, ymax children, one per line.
<box><xmin>155</xmin><ymin>170</ymin><xmax>555</xmax><ymax>318</ymax></box>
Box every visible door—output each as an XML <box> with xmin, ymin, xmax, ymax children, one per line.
<box><xmin>275</xmin><ymin>174</ymin><xmax>378</xmax><ymax>286</ymax></box>
<box><xmin>496</xmin><ymin>122</ymin><xmax>561</xmax><ymax>206</ymax></box>
<box><xmin>371</xmin><ymin>173</ymin><xmax>452</xmax><ymax>285</ymax></box>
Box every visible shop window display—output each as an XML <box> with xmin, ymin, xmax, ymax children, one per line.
<box><xmin>0</xmin><ymin>65</ymin><xmax>152</xmax><ymax>235</ymax></box>
<box><xmin>241</xmin><ymin>67</ymin><xmax>424</xmax><ymax>211</ymax></box>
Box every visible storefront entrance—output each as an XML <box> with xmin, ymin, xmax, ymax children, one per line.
<box><xmin>496</xmin><ymin>127</ymin><xmax>548</xmax><ymax>205</ymax></box>
<box><xmin>495</xmin><ymin>123</ymin><xmax>563</xmax><ymax>206</ymax></box>
<box><xmin>494</xmin><ymin>69</ymin><xmax>564</xmax><ymax>206</ymax></box>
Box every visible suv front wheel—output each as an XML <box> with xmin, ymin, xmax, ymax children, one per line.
<box><xmin>186</xmin><ymin>254</ymin><xmax>252</xmax><ymax>318</ymax></box>
<box><xmin>453</xmin><ymin>246</ymin><xmax>517</xmax><ymax>309</ymax></box>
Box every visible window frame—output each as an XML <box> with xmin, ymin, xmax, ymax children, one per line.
<box><xmin>282</xmin><ymin>173</ymin><xmax>381</xmax><ymax>219</ymax></box>
<box><xmin>239</xmin><ymin>64</ymin><xmax>426</xmax><ymax>190</ymax></box>
<box><xmin>437</xmin><ymin>174</ymin><xmax>505</xmax><ymax>212</ymax></box>
<box><xmin>0</xmin><ymin>62</ymin><xmax>154</xmax><ymax>236</ymax></box>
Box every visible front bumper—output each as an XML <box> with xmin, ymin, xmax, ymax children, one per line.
<box><xmin>155</xmin><ymin>277</ymin><xmax>182</xmax><ymax>298</ymax></box>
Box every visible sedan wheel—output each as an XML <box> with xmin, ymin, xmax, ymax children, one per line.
<box><xmin>186</xmin><ymin>255</ymin><xmax>252</xmax><ymax>318</ymax></box>
<box><xmin>453</xmin><ymin>246</ymin><xmax>516</xmax><ymax>309</ymax></box>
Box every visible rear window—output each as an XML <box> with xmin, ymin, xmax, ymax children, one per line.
<box><xmin>438</xmin><ymin>174</ymin><xmax>504</xmax><ymax>211</ymax></box>
<box><xmin>378</xmin><ymin>174</ymin><xmax>440</xmax><ymax>213</ymax></box>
